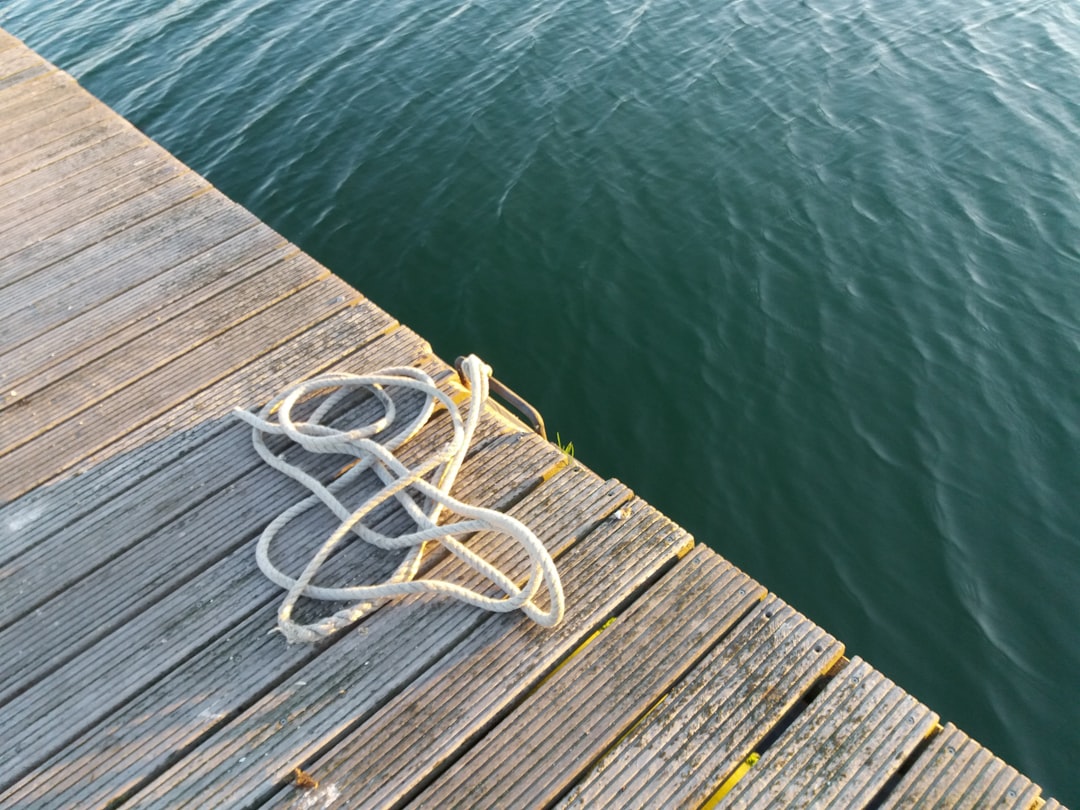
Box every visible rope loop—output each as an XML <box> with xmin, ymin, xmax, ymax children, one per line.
<box><xmin>233</xmin><ymin>355</ymin><xmax>564</xmax><ymax>643</ymax></box>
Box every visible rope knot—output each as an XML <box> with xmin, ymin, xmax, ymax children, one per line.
<box><xmin>234</xmin><ymin>355</ymin><xmax>564</xmax><ymax>643</ymax></box>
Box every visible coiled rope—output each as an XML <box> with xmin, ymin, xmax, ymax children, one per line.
<box><xmin>232</xmin><ymin>355</ymin><xmax>564</xmax><ymax>643</ymax></box>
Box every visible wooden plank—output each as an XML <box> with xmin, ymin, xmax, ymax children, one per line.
<box><xmin>880</xmin><ymin>722</ymin><xmax>1043</xmax><ymax>809</ymax></box>
<box><xmin>0</xmin><ymin>435</ymin><xmax>586</xmax><ymax>809</ymax></box>
<box><xmin>0</xmin><ymin>69</ymin><xmax>75</xmax><ymax>124</ymax></box>
<box><xmin>0</xmin><ymin>148</ymin><xmax>185</xmax><ymax>266</ymax></box>
<box><xmin>0</xmin><ymin>397</ymin><xmax>556</xmax><ymax>792</ymax></box>
<box><xmin>0</xmin><ymin>91</ymin><xmax>93</xmax><ymax>145</ymax></box>
<box><xmin>0</xmin><ymin>132</ymin><xmax>155</xmax><ymax>221</ymax></box>
<box><xmin>0</xmin><ymin>225</ymin><xmax>291</xmax><ymax>396</ymax></box>
<box><xmin>0</xmin><ymin>46</ymin><xmax>50</xmax><ymax>93</ymax></box>
<box><xmin>405</xmin><ymin>546</ymin><xmax>761</xmax><ymax>810</ymax></box>
<box><xmin>66</xmin><ymin>316</ymin><xmax>430</xmax><ymax>482</ymax></box>
<box><xmin>0</xmin><ymin>307</ymin><xmax>406</xmax><ymax>560</ymax></box>
<box><xmin>0</xmin><ymin>330</ymin><xmax>430</xmax><ymax>654</ymax></box>
<box><xmin>0</xmin><ymin>346</ymin><xmax>447</xmax><ymax>697</ymax></box>
<box><xmin>0</xmin><ymin>251</ymin><xmax>328</xmax><ymax>449</ymax></box>
<box><xmin>0</xmin><ymin>274</ymin><xmax>358</xmax><ymax>501</ymax></box>
<box><xmin>0</xmin><ymin>59</ymin><xmax>52</xmax><ymax>90</ymax></box>
<box><xmin>2</xmin><ymin>179</ymin><xmax>232</xmax><ymax>308</ymax></box>
<box><xmin>719</xmin><ymin>657</ymin><xmax>939</xmax><ymax>808</ymax></box>
<box><xmin>0</xmin><ymin>311</ymin><xmax>408</xmax><ymax>563</ymax></box>
<box><xmin>124</xmin><ymin>489</ymin><xmax>682</xmax><ymax>809</ymax></box>
<box><xmin>0</xmin><ymin>171</ymin><xmax>208</xmax><ymax>290</ymax></box>
<box><xmin>257</xmin><ymin>480</ymin><xmax>672</xmax><ymax>810</ymax></box>
<box><xmin>0</xmin><ymin>38</ymin><xmax>43</xmax><ymax>71</ymax></box>
<box><xmin>0</xmin><ymin>107</ymin><xmax>125</xmax><ymax>186</ymax></box>
<box><xmin>559</xmin><ymin>593</ymin><xmax>845</xmax><ymax>809</ymax></box>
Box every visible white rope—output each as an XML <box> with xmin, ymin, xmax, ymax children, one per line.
<box><xmin>232</xmin><ymin>355</ymin><xmax>564</xmax><ymax>643</ymax></box>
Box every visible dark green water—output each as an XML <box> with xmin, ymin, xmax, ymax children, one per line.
<box><xmin>3</xmin><ymin>0</ymin><xmax>1077</xmax><ymax>801</ymax></box>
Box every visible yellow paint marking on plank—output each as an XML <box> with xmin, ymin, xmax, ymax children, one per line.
<box><xmin>535</xmin><ymin>616</ymin><xmax>617</xmax><ymax>690</ymax></box>
<box><xmin>702</xmin><ymin>752</ymin><xmax>760</xmax><ymax>808</ymax></box>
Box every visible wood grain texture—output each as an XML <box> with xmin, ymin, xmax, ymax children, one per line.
<box><xmin>0</xmin><ymin>152</ymin><xmax>189</xmax><ymax>276</ymax></box>
<box><xmin>0</xmin><ymin>357</ymin><xmax>523</xmax><ymax>791</ymax></box>
<box><xmin>24</xmin><ymin>308</ymin><xmax>411</xmax><ymax>514</ymax></box>
<box><xmin>880</xmin><ymin>722</ymin><xmax>1044</xmax><ymax>809</ymax></box>
<box><xmin>1</xmin><ymin>440</ymin><xmax>593</xmax><ymax>809</ymax></box>
<box><xmin>407</xmin><ymin>545</ymin><xmax>763</xmax><ymax>810</ymax></box>
<box><xmin>1</xmin><ymin>197</ymin><xmax>260</xmax><ymax>345</ymax></box>
<box><xmin>0</xmin><ymin>274</ymin><xmax>357</xmax><ymax>501</ymax></box>
<box><xmin>0</xmin><ymin>171</ymin><xmax>208</xmax><ymax>287</ymax></box>
<box><xmin>0</xmin><ymin>68</ymin><xmax>75</xmax><ymax>121</ymax></box>
<box><xmin>0</xmin><ymin>91</ymin><xmax>93</xmax><ymax>145</ymax></box>
<box><xmin>720</xmin><ymin>656</ymin><xmax>939</xmax><ymax>809</ymax></box>
<box><xmin>0</xmin><ymin>251</ymin><xmax>327</xmax><ymax>450</ymax></box>
<box><xmin>0</xmin><ymin>225</ymin><xmax>291</xmax><ymax>396</ymax></box>
<box><xmin>0</xmin><ymin>46</ymin><xmax>51</xmax><ymax>95</ymax></box>
<box><xmin>261</xmin><ymin>471</ymin><xmax>639</xmax><ymax>809</ymax></box>
<box><xmin>0</xmin><ymin>107</ymin><xmax>125</xmax><ymax>187</ymax></box>
<box><xmin>0</xmin><ymin>61</ymin><xmax>54</xmax><ymax>96</ymax></box>
<box><xmin>0</xmin><ymin>307</ymin><xmax>404</xmax><ymax>562</ymax></box>
<box><xmin>0</xmin><ymin>338</ymin><xmax>442</xmax><ymax>678</ymax></box>
<box><xmin>126</xmin><ymin>490</ymin><xmax>682</xmax><ymax>809</ymax></box>
<box><xmin>0</xmin><ymin>134</ymin><xmax>159</xmax><ymax>225</ymax></box>
<box><xmin>560</xmin><ymin>593</ymin><xmax>845</xmax><ymax>809</ymax></box>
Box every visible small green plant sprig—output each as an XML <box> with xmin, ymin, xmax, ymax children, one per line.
<box><xmin>555</xmin><ymin>432</ymin><xmax>575</xmax><ymax>458</ymax></box>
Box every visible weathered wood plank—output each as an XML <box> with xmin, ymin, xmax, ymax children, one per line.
<box><xmin>559</xmin><ymin>593</ymin><xmax>844</xmax><ymax>809</ymax></box>
<box><xmin>719</xmin><ymin>657</ymin><xmax>939</xmax><ymax>808</ymax></box>
<box><xmin>0</xmin><ymin>69</ymin><xmax>76</xmax><ymax>125</ymax></box>
<box><xmin>125</xmin><ymin>488</ymin><xmax>681</xmax><ymax>808</ymax></box>
<box><xmin>0</xmin><ymin>44</ymin><xmax>50</xmax><ymax>93</ymax></box>
<box><xmin>0</xmin><ymin>132</ymin><xmax>155</xmax><ymax>223</ymax></box>
<box><xmin>0</xmin><ymin>274</ymin><xmax>357</xmax><ymax>501</ymax></box>
<box><xmin>0</xmin><ymin>171</ymin><xmax>207</xmax><ymax>288</ymax></box>
<box><xmin>0</xmin><ymin>225</ymin><xmax>291</xmax><ymax>397</ymax></box>
<box><xmin>0</xmin><ymin>91</ymin><xmax>93</xmax><ymax>145</ymax></box>
<box><xmin>0</xmin><ymin>251</ymin><xmax>328</xmax><ymax>449</ymax></box>
<box><xmin>406</xmin><ymin>546</ymin><xmax>761</xmax><ymax>810</ymax></box>
<box><xmin>0</xmin><ymin>37</ymin><xmax>42</xmax><ymax>68</ymax></box>
<box><xmin>2</xmin><ymin>180</ymin><xmax>235</xmax><ymax>311</ymax></box>
<box><xmin>0</xmin><ymin>306</ymin><xmax>405</xmax><ymax>561</ymax></box>
<box><xmin>0</xmin><ymin>393</ymin><xmax>552</xmax><ymax>792</ymax></box>
<box><xmin>0</xmin><ymin>149</ymin><xmax>184</xmax><ymax>265</ymax></box>
<box><xmin>0</xmin><ymin>433</ymin><xmax>584</xmax><ymax>809</ymax></box>
<box><xmin>0</xmin><ymin>106</ymin><xmax>125</xmax><ymax>186</ymax></box>
<box><xmin>257</xmin><ymin>475</ymin><xmax>652</xmax><ymax>810</ymax></box>
<box><xmin>0</xmin><ymin>350</ymin><xmax>448</xmax><ymax>695</ymax></box>
<box><xmin>0</xmin><ymin>60</ymin><xmax>52</xmax><ymax>94</ymax></box>
<box><xmin>880</xmin><ymin>722</ymin><xmax>1043</xmax><ymax>809</ymax></box>
<box><xmin>0</xmin><ymin>330</ymin><xmax>430</xmax><ymax>658</ymax></box>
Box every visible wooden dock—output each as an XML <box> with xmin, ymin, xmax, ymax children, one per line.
<box><xmin>0</xmin><ymin>29</ymin><xmax>1065</xmax><ymax>809</ymax></box>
